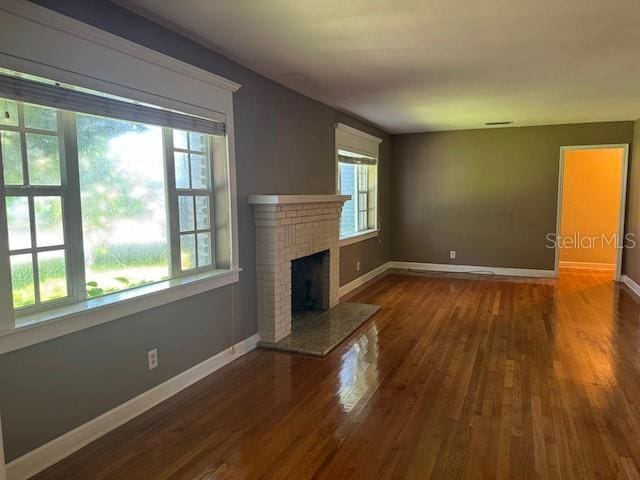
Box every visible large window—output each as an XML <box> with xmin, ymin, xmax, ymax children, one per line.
<box><xmin>335</xmin><ymin>124</ymin><xmax>381</xmax><ymax>240</ymax></box>
<box><xmin>0</xmin><ymin>71</ymin><xmax>231</xmax><ymax>317</ymax></box>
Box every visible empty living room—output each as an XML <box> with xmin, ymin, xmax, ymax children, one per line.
<box><xmin>2</xmin><ymin>0</ymin><xmax>640</xmax><ymax>478</ymax></box>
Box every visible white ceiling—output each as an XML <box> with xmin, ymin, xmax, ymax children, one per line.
<box><xmin>116</xmin><ymin>0</ymin><xmax>640</xmax><ymax>133</ymax></box>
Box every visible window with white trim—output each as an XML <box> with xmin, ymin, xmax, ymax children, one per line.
<box><xmin>335</xmin><ymin>123</ymin><xmax>381</xmax><ymax>240</ymax></box>
<box><xmin>0</xmin><ymin>70</ymin><xmax>232</xmax><ymax>317</ymax></box>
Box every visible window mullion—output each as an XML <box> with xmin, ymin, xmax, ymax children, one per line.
<box><xmin>207</xmin><ymin>136</ymin><xmax>216</xmax><ymax>268</ymax></box>
<box><xmin>27</xmin><ymin>195</ymin><xmax>40</xmax><ymax>303</ymax></box>
<box><xmin>17</xmin><ymin>103</ymin><xmax>29</xmax><ymax>185</ymax></box>
<box><xmin>353</xmin><ymin>165</ymin><xmax>360</xmax><ymax>231</ymax></box>
<box><xmin>163</xmin><ymin>128</ymin><xmax>181</xmax><ymax>277</ymax></box>
<box><xmin>60</xmin><ymin>111</ymin><xmax>87</xmax><ymax>301</ymax></box>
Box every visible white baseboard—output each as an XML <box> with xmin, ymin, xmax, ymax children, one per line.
<box><xmin>339</xmin><ymin>262</ymin><xmax>392</xmax><ymax>298</ymax></box>
<box><xmin>621</xmin><ymin>274</ymin><xmax>640</xmax><ymax>298</ymax></box>
<box><xmin>6</xmin><ymin>333</ymin><xmax>260</xmax><ymax>480</ymax></box>
<box><xmin>389</xmin><ymin>261</ymin><xmax>557</xmax><ymax>278</ymax></box>
<box><xmin>338</xmin><ymin>260</ymin><xmax>557</xmax><ymax>300</ymax></box>
<box><xmin>559</xmin><ymin>261</ymin><xmax>615</xmax><ymax>271</ymax></box>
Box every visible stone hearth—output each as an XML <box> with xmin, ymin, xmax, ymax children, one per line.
<box><xmin>249</xmin><ymin>195</ymin><xmax>349</xmax><ymax>343</ymax></box>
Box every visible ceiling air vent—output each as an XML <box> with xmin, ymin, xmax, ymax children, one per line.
<box><xmin>485</xmin><ymin>121</ymin><xmax>513</xmax><ymax>126</ymax></box>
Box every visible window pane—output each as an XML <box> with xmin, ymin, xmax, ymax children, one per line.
<box><xmin>173</xmin><ymin>129</ymin><xmax>188</xmax><ymax>150</ymax></box>
<box><xmin>358</xmin><ymin>168</ymin><xmax>367</xmax><ymax>190</ymax></box>
<box><xmin>180</xmin><ymin>234</ymin><xmax>196</xmax><ymax>270</ymax></box>
<box><xmin>189</xmin><ymin>132</ymin><xmax>205</xmax><ymax>152</ymax></box>
<box><xmin>26</xmin><ymin>133</ymin><xmax>61</xmax><ymax>185</ymax></box>
<box><xmin>195</xmin><ymin>196</ymin><xmax>210</xmax><ymax>230</ymax></box>
<box><xmin>339</xmin><ymin>163</ymin><xmax>356</xmax><ymax>237</ymax></box>
<box><xmin>24</xmin><ymin>103</ymin><xmax>57</xmax><ymax>131</ymax></box>
<box><xmin>0</xmin><ymin>99</ymin><xmax>18</xmax><ymax>127</ymax></box>
<box><xmin>197</xmin><ymin>232</ymin><xmax>211</xmax><ymax>267</ymax></box>
<box><xmin>10</xmin><ymin>254</ymin><xmax>35</xmax><ymax>308</ymax></box>
<box><xmin>190</xmin><ymin>154</ymin><xmax>208</xmax><ymax>189</ymax></box>
<box><xmin>6</xmin><ymin>196</ymin><xmax>31</xmax><ymax>250</ymax></box>
<box><xmin>1</xmin><ymin>130</ymin><xmax>23</xmax><ymax>185</ymax></box>
<box><xmin>34</xmin><ymin>196</ymin><xmax>64</xmax><ymax>247</ymax></box>
<box><xmin>38</xmin><ymin>250</ymin><xmax>68</xmax><ymax>302</ymax></box>
<box><xmin>359</xmin><ymin>212</ymin><xmax>367</xmax><ymax>230</ymax></box>
<box><xmin>359</xmin><ymin>193</ymin><xmax>368</xmax><ymax>211</ymax></box>
<box><xmin>77</xmin><ymin>114</ymin><xmax>170</xmax><ymax>297</ymax></box>
<box><xmin>178</xmin><ymin>196</ymin><xmax>195</xmax><ymax>232</ymax></box>
<box><xmin>174</xmin><ymin>152</ymin><xmax>190</xmax><ymax>189</ymax></box>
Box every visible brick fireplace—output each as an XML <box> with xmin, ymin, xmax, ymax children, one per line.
<box><xmin>249</xmin><ymin>195</ymin><xmax>350</xmax><ymax>343</ymax></box>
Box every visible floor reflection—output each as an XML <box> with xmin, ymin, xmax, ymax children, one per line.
<box><xmin>553</xmin><ymin>269</ymin><xmax>621</xmax><ymax>406</ymax></box>
<box><xmin>338</xmin><ymin>325</ymin><xmax>379</xmax><ymax>412</ymax></box>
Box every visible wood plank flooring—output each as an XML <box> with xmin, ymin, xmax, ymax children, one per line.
<box><xmin>35</xmin><ymin>268</ymin><xmax>640</xmax><ymax>479</ymax></box>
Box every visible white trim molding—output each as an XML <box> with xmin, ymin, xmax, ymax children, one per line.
<box><xmin>339</xmin><ymin>262</ymin><xmax>390</xmax><ymax>298</ymax></box>
<box><xmin>248</xmin><ymin>194</ymin><xmax>350</xmax><ymax>205</ymax></box>
<box><xmin>335</xmin><ymin>123</ymin><xmax>383</xmax><ymax>145</ymax></box>
<box><xmin>339</xmin><ymin>229</ymin><xmax>379</xmax><ymax>247</ymax></box>
<box><xmin>389</xmin><ymin>261</ymin><xmax>557</xmax><ymax>278</ymax></box>
<box><xmin>335</xmin><ymin>123</ymin><xmax>382</xmax><ymax>167</ymax></box>
<box><xmin>621</xmin><ymin>275</ymin><xmax>640</xmax><ymax>299</ymax></box>
<box><xmin>0</xmin><ymin>0</ymin><xmax>240</xmax><ymax>93</ymax></box>
<box><xmin>6</xmin><ymin>333</ymin><xmax>260</xmax><ymax>480</ymax></box>
<box><xmin>559</xmin><ymin>261</ymin><xmax>615</xmax><ymax>271</ymax></box>
<box><xmin>339</xmin><ymin>259</ymin><xmax>556</xmax><ymax>299</ymax></box>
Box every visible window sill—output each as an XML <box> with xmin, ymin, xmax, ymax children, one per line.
<box><xmin>0</xmin><ymin>268</ymin><xmax>241</xmax><ymax>354</ymax></box>
<box><xmin>339</xmin><ymin>229</ymin><xmax>379</xmax><ymax>247</ymax></box>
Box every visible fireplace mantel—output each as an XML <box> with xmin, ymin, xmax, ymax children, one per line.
<box><xmin>248</xmin><ymin>194</ymin><xmax>350</xmax><ymax>205</ymax></box>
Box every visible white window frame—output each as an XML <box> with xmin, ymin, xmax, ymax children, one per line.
<box><xmin>0</xmin><ymin>0</ymin><xmax>241</xmax><ymax>354</ymax></box>
<box><xmin>335</xmin><ymin>123</ymin><xmax>382</xmax><ymax>246</ymax></box>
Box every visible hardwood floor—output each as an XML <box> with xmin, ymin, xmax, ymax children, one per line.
<box><xmin>35</xmin><ymin>269</ymin><xmax>640</xmax><ymax>479</ymax></box>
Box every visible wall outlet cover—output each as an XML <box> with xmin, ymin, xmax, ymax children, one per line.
<box><xmin>147</xmin><ymin>349</ymin><xmax>158</xmax><ymax>370</ymax></box>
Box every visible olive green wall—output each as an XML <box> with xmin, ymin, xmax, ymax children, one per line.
<box><xmin>391</xmin><ymin>122</ymin><xmax>634</xmax><ymax>269</ymax></box>
<box><xmin>0</xmin><ymin>0</ymin><xmax>391</xmax><ymax>461</ymax></box>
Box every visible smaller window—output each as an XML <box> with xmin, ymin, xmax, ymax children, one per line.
<box><xmin>335</xmin><ymin>124</ymin><xmax>381</xmax><ymax>240</ymax></box>
<box><xmin>337</xmin><ymin>149</ymin><xmax>378</xmax><ymax>238</ymax></box>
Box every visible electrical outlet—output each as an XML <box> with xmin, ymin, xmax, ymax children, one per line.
<box><xmin>147</xmin><ymin>349</ymin><xmax>158</xmax><ymax>370</ymax></box>
<box><xmin>450</xmin><ymin>250</ymin><xmax>456</xmax><ymax>260</ymax></box>
<box><xmin>356</xmin><ymin>261</ymin><xmax>361</xmax><ymax>272</ymax></box>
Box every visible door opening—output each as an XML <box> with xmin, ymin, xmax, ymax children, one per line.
<box><xmin>555</xmin><ymin>145</ymin><xmax>628</xmax><ymax>280</ymax></box>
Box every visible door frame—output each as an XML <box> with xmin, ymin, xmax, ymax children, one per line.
<box><xmin>554</xmin><ymin>144</ymin><xmax>629</xmax><ymax>281</ymax></box>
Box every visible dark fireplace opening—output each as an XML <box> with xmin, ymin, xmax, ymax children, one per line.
<box><xmin>291</xmin><ymin>250</ymin><xmax>330</xmax><ymax>320</ymax></box>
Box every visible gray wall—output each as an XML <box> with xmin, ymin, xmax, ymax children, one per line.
<box><xmin>0</xmin><ymin>0</ymin><xmax>391</xmax><ymax>461</ymax></box>
<box><xmin>391</xmin><ymin>122</ymin><xmax>634</xmax><ymax>269</ymax></box>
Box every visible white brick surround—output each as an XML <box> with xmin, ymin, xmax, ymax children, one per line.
<box><xmin>249</xmin><ymin>195</ymin><xmax>350</xmax><ymax>343</ymax></box>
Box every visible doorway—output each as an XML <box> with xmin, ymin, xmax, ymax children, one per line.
<box><xmin>555</xmin><ymin>145</ymin><xmax>628</xmax><ymax>280</ymax></box>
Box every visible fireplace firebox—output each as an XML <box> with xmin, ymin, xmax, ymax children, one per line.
<box><xmin>291</xmin><ymin>250</ymin><xmax>330</xmax><ymax>317</ymax></box>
